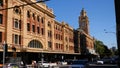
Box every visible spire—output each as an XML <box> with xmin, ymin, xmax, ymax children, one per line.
<box><xmin>81</xmin><ymin>8</ymin><xmax>85</xmax><ymax>12</ymax></box>
<box><xmin>81</xmin><ymin>8</ymin><xmax>87</xmax><ymax>17</ymax></box>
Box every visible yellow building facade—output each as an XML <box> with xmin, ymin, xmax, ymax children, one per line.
<box><xmin>0</xmin><ymin>0</ymin><xmax>78</xmax><ymax>63</ymax></box>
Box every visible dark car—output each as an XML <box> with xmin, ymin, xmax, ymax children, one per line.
<box><xmin>67</xmin><ymin>60</ymin><xmax>88</xmax><ymax>68</ymax></box>
<box><xmin>98</xmin><ymin>58</ymin><xmax>117</xmax><ymax>64</ymax></box>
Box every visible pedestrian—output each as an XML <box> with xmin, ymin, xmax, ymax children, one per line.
<box><xmin>32</xmin><ymin>60</ymin><xmax>37</xmax><ymax>68</ymax></box>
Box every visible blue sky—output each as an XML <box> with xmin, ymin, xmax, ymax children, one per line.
<box><xmin>46</xmin><ymin>0</ymin><xmax>117</xmax><ymax>48</ymax></box>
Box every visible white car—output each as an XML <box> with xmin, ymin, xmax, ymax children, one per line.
<box><xmin>38</xmin><ymin>61</ymin><xmax>57</xmax><ymax>67</ymax></box>
<box><xmin>38</xmin><ymin>61</ymin><xmax>51</xmax><ymax>67</ymax></box>
<box><xmin>97</xmin><ymin>60</ymin><xmax>104</xmax><ymax>64</ymax></box>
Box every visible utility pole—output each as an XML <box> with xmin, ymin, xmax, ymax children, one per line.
<box><xmin>3</xmin><ymin>42</ymin><xmax>8</xmax><ymax>68</ymax></box>
<box><xmin>114</xmin><ymin>0</ymin><xmax>120</xmax><ymax>67</ymax></box>
<box><xmin>3</xmin><ymin>42</ymin><xmax>5</xmax><ymax>68</ymax></box>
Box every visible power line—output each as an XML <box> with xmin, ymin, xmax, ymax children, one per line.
<box><xmin>104</xmin><ymin>29</ymin><xmax>116</xmax><ymax>34</ymax></box>
<box><xmin>0</xmin><ymin>0</ymin><xmax>50</xmax><ymax>11</ymax></box>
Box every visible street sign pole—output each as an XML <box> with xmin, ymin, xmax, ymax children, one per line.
<box><xmin>3</xmin><ymin>42</ymin><xmax>6</xmax><ymax>68</ymax></box>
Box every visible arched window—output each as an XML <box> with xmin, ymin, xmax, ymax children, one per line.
<box><xmin>28</xmin><ymin>40</ymin><xmax>43</xmax><ymax>48</ymax></box>
<box><xmin>14</xmin><ymin>6</ymin><xmax>21</xmax><ymax>14</ymax></box>
<box><xmin>0</xmin><ymin>0</ymin><xmax>3</xmax><ymax>6</ymax></box>
<box><xmin>27</xmin><ymin>11</ymin><xmax>30</xmax><ymax>18</ymax></box>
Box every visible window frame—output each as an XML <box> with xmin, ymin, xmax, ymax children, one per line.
<box><xmin>0</xmin><ymin>32</ymin><xmax>2</xmax><ymax>42</ymax></box>
<box><xmin>13</xmin><ymin>34</ymin><xmax>21</xmax><ymax>45</ymax></box>
<box><xmin>27</xmin><ymin>11</ymin><xmax>30</xmax><ymax>18</ymax></box>
<box><xmin>0</xmin><ymin>0</ymin><xmax>3</xmax><ymax>6</ymax></box>
<box><xmin>0</xmin><ymin>14</ymin><xmax>3</xmax><ymax>24</ymax></box>
<box><xmin>48</xmin><ymin>41</ymin><xmax>52</xmax><ymax>48</ymax></box>
<box><xmin>37</xmin><ymin>26</ymin><xmax>40</xmax><ymax>34</ymax></box>
<box><xmin>14</xmin><ymin>19</ymin><xmax>21</xmax><ymax>29</ymax></box>
<box><xmin>14</xmin><ymin>7</ymin><xmax>21</xmax><ymax>14</ymax></box>
<box><xmin>37</xmin><ymin>16</ymin><xmax>40</xmax><ymax>22</ymax></box>
<box><xmin>27</xmin><ymin>23</ymin><xmax>30</xmax><ymax>31</ymax></box>
<box><xmin>32</xmin><ymin>24</ymin><xmax>35</xmax><ymax>32</ymax></box>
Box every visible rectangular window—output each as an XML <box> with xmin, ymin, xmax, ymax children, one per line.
<box><xmin>13</xmin><ymin>34</ymin><xmax>21</xmax><ymax>45</ymax></box>
<box><xmin>56</xmin><ymin>43</ymin><xmax>58</xmax><ymax>49</ymax></box>
<box><xmin>15</xmin><ymin>19</ymin><xmax>19</xmax><ymax>28</ymax></box>
<box><xmin>0</xmin><ymin>0</ymin><xmax>3</xmax><ymax>6</ymax></box>
<box><xmin>37</xmin><ymin>27</ymin><xmax>40</xmax><ymax>34</ymax></box>
<box><xmin>27</xmin><ymin>23</ymin><xmax>30</xmax><ymax>31</ymax></box>
<box><xmin>32</xmin><ymin>25</ymin><xmax>35</xmax><ymax>32</ymax></box>
<box><xmin>14</xmin><ymin>19</ymin><xmax>21</xmax><ymax>29</ymax></box>
<box><xmin>0</xmin><ymin>14</ymin><xmax>3</xmax><ymax>24</ymax></box>
<box><xmin>19</xmin><ymin>20</ymin><xmax>21</xmax><ymax>29</ymax></box>
<box><xmin>15</xmin><ymin>34</ymin><xmax>18</xmax><ymax>44</ymax></box>
<box><xmin>19</xmin><ymin>35</ymin><xmax>21</xmax><ymax>44</ymax></box>
<box><xmin>41</xmin><ymin>28</ymin><xmax>44</xmax><ymax>35</ymax></box>
<box><xmin>48</xmin><ymin>41</ymin><xmax>52</xmax><ymax>48</ymax></box>
<box><xmin>0</xmin><ymin>32</ymin><xmax>2</xmax><ymax>42</ymax></box>
<box><xmin>48</xmin><ymin>30</ymin><xmax>52</xmax><ymax>37</ymax></box>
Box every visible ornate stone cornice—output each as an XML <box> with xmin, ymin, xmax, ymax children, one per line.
<box><xmin>21</xmin><ymin>0</ymin><xmax>55</xmax><ymax>18</ymax></box>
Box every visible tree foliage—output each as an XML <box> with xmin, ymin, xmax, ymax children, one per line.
<box><xmin>95</xmin><ymin>40</ymin><xmax>112</xmax><ymax>58</ymax></box>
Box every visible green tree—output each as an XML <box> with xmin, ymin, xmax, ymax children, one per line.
<box><xmin>95</xmin><ymin>40</ymin><xmax>112</xmax><ymax>58</ymax></box>
<box><xmin>103</xmin><ymin>45</ymin><xmax>112</xmax><ymax>57</ymax></box>
<box><xmin>114</xmin><ymin>49</ymin><xmax>118</xmax><ymax>56</ymax></box>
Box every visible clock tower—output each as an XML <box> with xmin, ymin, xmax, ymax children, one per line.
<box><xmin>76</xmin><ymin>8</ymin><xmax>96</xmax><ymax>56</ymax></box>
<box><xmin>79</xmin><ymin>8</ymin><xmax>89</xmax><ymax>34</ymax></box>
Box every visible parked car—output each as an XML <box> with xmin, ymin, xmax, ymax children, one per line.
<box><xmin>38</xmin><ymin>61</ymin><xmax>57</xmax><ymax>67</ymax></box>
<box><xmin>111</xmin><ymin>57</ymin><xmax>119</xmax><ymax>64</ymax></box>
<box><xmin>38</xmin><ymin>61</ymin><xmax>57</xmax><ymax>68</ymax></box>
<box><xmin>68</xmin><ymin>60</ymin><xmax>88</xmax><ymax>68</ymax></box>
<box><xmin>97</xmin><ymin>60</ymin><xmax>104</xmax><ymax>64</ymax></box>
<box><xmin>38</xmin><ymin>61</ymin><xmax>50</xmax><ymax>67</ymax></box>
<box><xmin>5</xmin><ymin>63</ymin><xmax>19</xmax><ymax>68</ymax></box>
<box><xmin>97</xmin><ymin>57</ymin><xmax>116</xmax><ymax>64</ymax></box>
